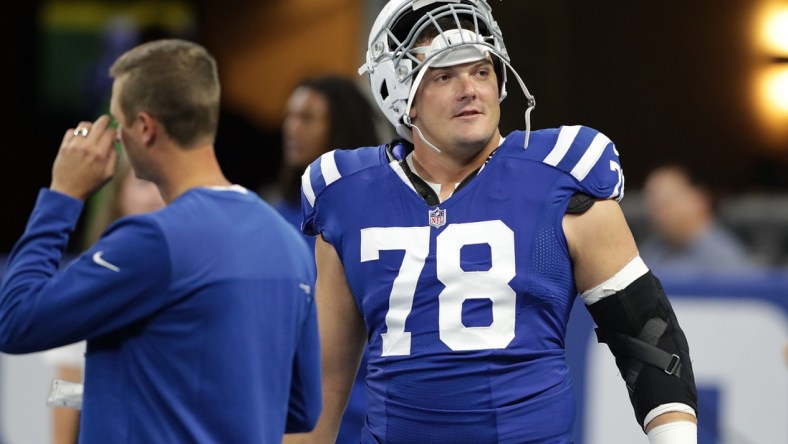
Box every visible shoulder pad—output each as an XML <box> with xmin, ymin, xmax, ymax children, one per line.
<box><xmin>516</xmin><ymin>125</ymin><xmax>625</xmax><ymax>201</ymax></box>
<box><xmin>566</xmin><ymin>193</ymin><xmax>595</xmax><ymax>214</ymax></box>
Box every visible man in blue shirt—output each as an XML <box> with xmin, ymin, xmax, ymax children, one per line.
<box><xmin>0</xmin><ymin>39</ymin><xmax>321</xmax><ymax>443</ymax></box>
<box><xmin>639</xmin><ymin>164</ymin><xmax>754</xmax><ymax>273</ymax></box>
<box><xmin>287</xmin><ymin>1</ymin><xmax>698</xmax><ymax>443</ymax></box>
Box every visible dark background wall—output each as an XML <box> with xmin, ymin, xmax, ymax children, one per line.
<box><xmin>495</xmin><ymin>1</ymin><xmax>788</xmax><ymax>192</ymax></box>
<box><xmin>2</xmin><ymin>0</ymin><xmax>787</xmax><ymax>253</ymax></box>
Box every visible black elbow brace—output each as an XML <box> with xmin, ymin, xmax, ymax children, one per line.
<box><xmin>586</xmin><ymin>271</ymin><xmax>698</xmax><ymax>427</ymax></box>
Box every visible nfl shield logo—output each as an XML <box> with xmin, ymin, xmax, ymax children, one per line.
<box><xmin>428</xmin><ymin>207</ymin><xmax>446</xmax><ymax>228</ymax></box>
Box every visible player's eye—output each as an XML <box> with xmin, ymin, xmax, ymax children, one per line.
<box><xmin>431</xmin><ymin>70</ymin><xmax>451</xmax><ymax>82</ymax></box>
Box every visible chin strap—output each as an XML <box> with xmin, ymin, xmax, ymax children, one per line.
<box><xmin>401</xmin><ymin>55</ymin><xmax>444</xmax><ymax>154</ymax></box>
<box><xmin>402</xmin><ymin>115</ymin><xmax>442</xmax><ymax>154</ymax></box>
<box><xmin>499</xmin><ymin>58</ymin><xmax>536</xmax><ymax>149</ymax></box>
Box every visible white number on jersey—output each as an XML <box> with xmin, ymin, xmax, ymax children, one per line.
<box><xmin>361</xmin><ymin>221</ymin><xmax>516</xmax><ymax>356</ymax></box>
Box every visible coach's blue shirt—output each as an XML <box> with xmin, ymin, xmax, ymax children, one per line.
<box><xmin>0</xmin><ymin>186</ymin><xmax>321</xmax><ymax>443</ymax></box>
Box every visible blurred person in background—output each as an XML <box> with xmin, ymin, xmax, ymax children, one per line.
<box><xmin>639</xmin><ymin>164</ymin><xmax>754</xmax><ymax>273</ymax></box>
<box><xmin>262</xmin><ymin>74</ymin><xmax>383</xmax><ymax>444</ymax></box>
<box><xmin>42</xmin><ymin>156</ymin><xmax>165</xmax><ymax>444</ymax></box>
<box><xmin>262</xmin><ymin>74</ymin><xmax>383</xmax><ymax>245</ymax></box>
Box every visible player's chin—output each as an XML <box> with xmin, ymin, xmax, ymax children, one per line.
<box><xmin>453</xmin><ymin>124</ymin><xmax>496</xmax><ymax>146</ymax></box>
<box><xmin>454</xmin><ymin>135</ymin><xmax>493</xmax><ymax>152</ymax></box>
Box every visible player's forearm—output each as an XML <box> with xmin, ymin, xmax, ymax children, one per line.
<box><xmin>283</xmin><ymin>383</ymin><xmax>350</xmax><ymax>444</ymax></box>
<box><xmin>285</xmin><ymin>333</ymin><xmax>361</xmax><ymax>443</ymax></box>
<box><xmin>645</xmin><ymin>411</ymin><xmax>697</xmax><ymax>432</ymax></box>
<box><xmin>310</xmin><ymin>319</ymin><xmax>364</xmax><ymax>440</ymax></box>
<box><xmin>646</xmin><ymin>412</ymin><xmax>697</xmax><ymax>444</ymax></box>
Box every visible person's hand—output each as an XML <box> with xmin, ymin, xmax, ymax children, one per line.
<box><xmin>50</xmin><ymin>115</ymin><xmax>118</xmax><ymax>201</ymax></box>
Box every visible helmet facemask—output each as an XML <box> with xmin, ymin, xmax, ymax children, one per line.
<box><xmin>361</xmin><ymin>0</ymin><xmax>536</xmax><ymax>147</ymax></box>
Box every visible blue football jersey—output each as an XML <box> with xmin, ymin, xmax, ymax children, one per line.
<box><xmin>302</xmin><ymin>126</ymin><xmax>624</xmax><ymax>443</ymax></box>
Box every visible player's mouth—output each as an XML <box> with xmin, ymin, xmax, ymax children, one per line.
<box><xmin>454</xmin><ymin>108</ymin><xmax>483</xmax><ymax>119</ymax></box>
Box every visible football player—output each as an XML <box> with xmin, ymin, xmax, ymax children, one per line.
<box><xmin>288</xmin><ymin>1</ymin><xmax>698</xmax><ymax>442</ymax></box>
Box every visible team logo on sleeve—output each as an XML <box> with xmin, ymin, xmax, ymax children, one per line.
<box><xmin>428</xmin><ymin>207</ymin><xmax>447</xmax><ymax>228</ymax></box>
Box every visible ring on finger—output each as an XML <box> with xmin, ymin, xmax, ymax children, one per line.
<box><xmin>73</xmin><ymin>127</ymin><xmax>89</xmax><ymax>137</ymax></box>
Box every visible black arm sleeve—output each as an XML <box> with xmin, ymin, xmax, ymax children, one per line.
<box><xmin>586</xmin><ymin>271</ymin><xmax>698</xmax><ymax>428</ymax></box>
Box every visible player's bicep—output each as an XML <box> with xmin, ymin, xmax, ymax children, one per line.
<box><xmin>563</xmin><ymin>199</ymin><xmax>639</xmax><ymax>293</ymax></box>
<box><xmin>314</xmin><ymin>235</ymin><xmax>366</xmax><ymax>388</ymax></box>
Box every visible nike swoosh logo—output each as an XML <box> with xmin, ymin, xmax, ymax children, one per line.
<box><xmin>299</xmin><ymin>283</ymin><xmax>312</xmax><ymax>295</ymax></box>
<box><xmin>92</xmin><ymin>251</ymin><xmax>120</xmax><ymax>272</ymax></box>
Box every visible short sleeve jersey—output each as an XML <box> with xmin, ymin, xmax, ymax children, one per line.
<box><xmin>302</xmin><ymin>126</ymin><xmax>624</xmax><ymax>443</ymax></box>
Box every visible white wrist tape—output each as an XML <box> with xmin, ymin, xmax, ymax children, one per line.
<box><xmin>647</xmin><ymin>421</ymin><xmax>697</xmax><ymax>444</ymax></box>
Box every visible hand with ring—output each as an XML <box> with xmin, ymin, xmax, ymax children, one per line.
<box><xmin>50</xmin><ymin>115</ymin><xmax>118</xmax><ymax>201</ymax></box>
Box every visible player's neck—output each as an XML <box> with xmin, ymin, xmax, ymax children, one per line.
<box><xmin>411</xmin><ymin>132</ymin><xmax>500</xmax><ymax>192</ymax></box>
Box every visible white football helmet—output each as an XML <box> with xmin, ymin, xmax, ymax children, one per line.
<box><xmin>359</xmin><ymin>0</ymin><xmax>536</xmax><ymax>146</ymax></box>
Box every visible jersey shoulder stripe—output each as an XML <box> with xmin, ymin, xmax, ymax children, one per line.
<box><xmin>301</xmin><ymin>145</ymin><xmax>386</xmax><ymax>208</ymax></box>
<box><xmin>301</xmin><ymin>145</ymin><xmax>386</xmax><ymax>236</ymax></box>
<box><xmin>504</xmin><ymin>125</ymin><xmax>625</xmax><ymax>201</ymax></box>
